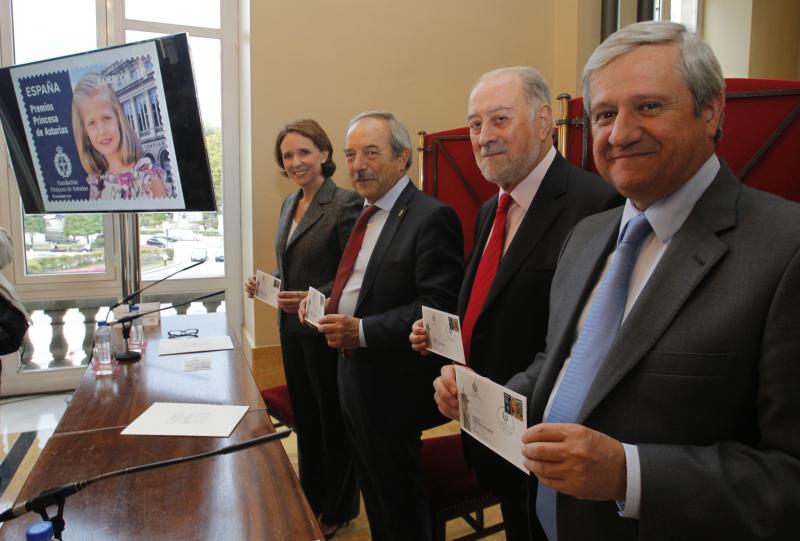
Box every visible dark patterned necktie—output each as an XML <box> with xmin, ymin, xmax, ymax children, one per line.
<box><xmin>327</xmin><ymin>205</ymin><xmax>380</xmax><ymax>314</ymax></box>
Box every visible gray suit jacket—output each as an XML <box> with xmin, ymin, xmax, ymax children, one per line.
<box><xmin>508</xmin><ymin>162</ymin><xmax>800</xmax><ymax>540</ymax></box>
<box><xmin>274</xmin><ymin>177</ymin><xmax>362</xmax><ymax>334</ymax></box>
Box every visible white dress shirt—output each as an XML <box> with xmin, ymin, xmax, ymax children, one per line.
<box><xmin>336</xmin><ymin>176</ymin><xmax>411</xmax><ymax>347</ymax></box>
<box><xmin>484</xmin><ymin>146</ymin><xmax>556</xmax><ymax>255</ymax></box>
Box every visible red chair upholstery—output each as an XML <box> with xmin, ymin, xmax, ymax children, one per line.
<box><xmin>419</xmin><ymin>128</ymin><xmax>494</xmax><ymax>262</ymax></box>
<box><xmin>420</xmin><ymin>79</ymin><xmax>800</xmax><ymax>247</ymax></box>
<box><xmin>421</xmin><ymin>433</ymin><xmax>504</xmax><ymax>541</ymax></box>
<box><xmin>260</xmin><ymin>384</ymin><xmax>295</xmax><ymax>428</ymax></box>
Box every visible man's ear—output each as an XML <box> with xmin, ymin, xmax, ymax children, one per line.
<box><xmin>704</xmin><ymin>91</ymin><xmax>725</xmax><ymax>139</ymax></box>
<box><xmin>538</xmin><ymin>103</ymin><xmax>554</xmax><ymax>139</ymax></box>
<box><xmin>398</xmin><ymin>147</ymin><xmax>411</xmax><ymax>171</ymax></box>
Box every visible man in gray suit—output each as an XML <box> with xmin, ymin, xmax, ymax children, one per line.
<box><xmin>436</xmin><ymin>21</ymin><xmax>800</xmax><ymax>540</ymax></box>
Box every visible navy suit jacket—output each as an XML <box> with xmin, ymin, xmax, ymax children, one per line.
<box><xmin>340</xmin><ymin>181</ymin><xmax>464</xmax><ymax>434</ymax></box>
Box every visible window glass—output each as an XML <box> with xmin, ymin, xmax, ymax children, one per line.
<box><xmin>148</xmin><ymin>89</ymin><xmax>162</xmax><ymax>128</ymax></box>
<box><xmin>124</xmin><ymin>0</ymin><xmax>220</xmax><ymax>29</ymax></box>
<box><xmin>12</xmin><ymin>0</ymin><xmax>107</xmax><ymax>276</ymax></box>
<box><xmin>126</xmin><ymin>31</ymin><xmax>224</xmax><ymax>279</ymax></box>
<box><xmin>22</xmin><ymin>214</ymin><xmax>106</xmax><ymax>275</ymax></box>
<box><xmin>664</xmin><ymin>0</ymin><xmax>699</xmax><ymax>33</ymax></box>
<box><xmin>135</xmin><ymin>94</ymin><xmax>150</xmax><ymax>132</ymax></box>
<box><xmin>11</xmin><ymin>0</ymin><xmax>96</xmax><ymax>64</ymax></box>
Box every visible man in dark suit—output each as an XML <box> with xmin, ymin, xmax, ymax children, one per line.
<box><xmin>412</xmin><ymin>67</ymin><xmax>619</xmax><ymax>539</ymax></box>
<box><xmin>490</xmin><ymin>22</ymin><xmax>800</xmax><ymax>540</ymax></box>
<box><xmin>301</xmin><ymin>111</ymin><xmax>464</xmax><ymax>540</ymax></box>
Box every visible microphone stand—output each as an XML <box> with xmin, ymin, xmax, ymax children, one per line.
<box><xmin>115</xmin><ymin>320</ymin><xmax>139</xmax><ymax>362</ymax></box>
<box><xmin>104</xmin><ymin>261</ymin><xmax>209</xmax><ymax>361</ymax></box>
<box><xmin>0</xmin><ymin>428</ymin><xmax>292</xmax><ymax>540</ymax></box>
<box><xmin>111</xmin><ymin>290</ymin><xmax>225</xmax><ymax>363</ymax></box>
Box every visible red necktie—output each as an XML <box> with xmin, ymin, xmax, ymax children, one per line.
<box><xmin>461</xmin><ymin>193</ymin><xmax>512</xmax><ymax>362</ymax></box>
<box><xmin>327</xmin><ymin>205</ymin><xmax>380</xmax><ymax>314</ymax></box>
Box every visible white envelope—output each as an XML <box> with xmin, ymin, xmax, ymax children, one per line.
<box><xmin>122</xmin><ymin>402</ymin><xmax>248</xmax><ymax>437</ymax></box>
<box><xmin>421</xmin><ymin>305</ymin><xmax>465</xmax><ymax>364</ymax></box>
<box><xmin>255</xmin><ymin>270</ymin><xmax>280</xmax><ymax>308</ymax></box>
<box><xmin>305</xmin><ymin>286</ymin><xmax>326</xmax><ymax>328</ymax></box>
<box><xmin>455</xmin><ymin>364</ymin><xmax>528</xmax><ymax>472</ymax></box>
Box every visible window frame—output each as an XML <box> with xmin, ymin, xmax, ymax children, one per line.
<box><xmin>0</xmin><ymin>1</ymin><xmax>122</xmax><ymax>300</ymax></box>
<box><xmin>0</xmin><ymin>0</ymin><xmax>242</xmax><ymax>390</ymax></box>
<box><xmin>111</xmin><ymin>0</ymin><xmax>243</xmax><ymax>337</ymax></box>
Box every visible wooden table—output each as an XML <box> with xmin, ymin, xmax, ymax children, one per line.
<box><xmin>0</xmin><ymin>313</ymin><xmax>321</xmax><ymax>540</ymax></box>
<box><xmin>56</xmin><ymin>313</ymin><xmax>266</xmax><ymax>435</ymax></box>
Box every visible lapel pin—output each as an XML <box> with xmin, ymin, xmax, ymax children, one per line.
<box><xmin>398</xmin><ymin>208</ymin><xmax>406</xmax><ymax>217</ymax></box>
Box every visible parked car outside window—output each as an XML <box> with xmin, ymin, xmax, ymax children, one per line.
<box><xmin>146</xmin><ymin>236</ymin><xmax>168</xmax><ymax>247</ymax></box>
<box><xmin>190</xmin><ymin>248</ymin><xmax>208</xmax><ymax>262</ymax></box>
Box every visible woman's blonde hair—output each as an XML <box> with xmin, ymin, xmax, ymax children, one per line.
<box><xmin>71</xmin><ymin>73</ymin><xmax>142</xmax><ymax>175</ymax></box>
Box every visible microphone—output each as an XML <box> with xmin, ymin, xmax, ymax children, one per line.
<box><xmin>0</xmin><ymin>428</ymin><xmax>292</xmax><ymax>537</ymax></box>
<box><xmin>108</xmin><ymin>259</ymin><xmax>205</xmax><ymax>312</ymax></box>
<box><xmin>112</xmin><ymin>290</ymin><xmax>225</xmax><ymax>326</ymax></box>
<box><xmin>111</xmin><ymin>290</ymin><xmax>225</xmax><ymax>362</ymax></box>
<box><xmin>0</xmin><ymin>482</ymin><xmax>84</xmax><ymax>523</ymax></box>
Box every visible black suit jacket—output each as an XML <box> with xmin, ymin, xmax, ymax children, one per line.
<box><xmin>274</xmin><ymin>177</ymin><xmax>362</xmax><ymax>334</ymax></box>
<box><xmin>340</xmin><ymin>181</ymin><xmax>464</xmax><ymax>434</ymax></box>
<box><xmin>462</xmin><ymin>152</ymin><xmax>622</xmax><ymax>497</ymax></box>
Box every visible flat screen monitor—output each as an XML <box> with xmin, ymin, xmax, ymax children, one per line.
<box><xmin>0</xmin><ymin>33</ymin><xmax>216</xmax><ymax>213</ymax></box>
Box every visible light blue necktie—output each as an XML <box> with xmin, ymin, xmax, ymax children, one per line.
<box><xmin>536</xmin><ymin>213</ymin><xmax>652</xmax><ymax>541</ymax></box>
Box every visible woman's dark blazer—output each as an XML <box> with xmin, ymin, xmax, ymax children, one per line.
<box><xmin>274</xmin><ymin>177</ymin><xmax>362</xmax><ymax>334</ymax></box>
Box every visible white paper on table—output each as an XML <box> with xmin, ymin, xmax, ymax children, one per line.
<box><xmin>158</xmin><ymin>335</ymin><xmax>233</xmax><ymax>356</ymax></box>
<box><xmin>421</xmin><ymin>306</ymin><xmax>465</xmax><ymax>364</ymax></box>
<box><xmin>305</xmin><ymin>286</ymin><xmax>326</xmax><ymax>328</ymax></box>
<box><xmin>183</xmin><ymin>356</ymin><xmax>212</xmax><ymax>371</ymax></box>
<box><xmin>455</xmin><ymin>364</ymin><xmax>528</xmax><ymax>472</ymax></box>
<box><xmin>121</xmin><ymin>402</ymin><xmax>248</xmax><ymax>437</ymax></box>
<box><xmin>255</xmin><ymin>270</ymin><xmax>280</xmax><ymax>308</ymax></box>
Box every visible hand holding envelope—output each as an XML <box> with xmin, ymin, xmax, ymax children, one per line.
<box><xmin>521</xmin><ymin>422</ymin><xmax>627</xmax><ymax>501</ymax></box>
<box><xmin>433</xmin><ymin>364</ymin><xmax>461</xmax><ymax>420</ymax></box>
<box><xmin>409</xmin><ymin>319</ymin><xmax>431</xmax><ymax>355</ymax></box>
<box><xmin>298</xmin><ymin>287</ymin><xmax>361</xmax><ymax>351</ymax></box>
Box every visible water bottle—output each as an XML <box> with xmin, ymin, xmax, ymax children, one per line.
<box><xmin>26</xmin><ymin>520</ymin><xmax>54</xmax><ymax>540</ymax></box>
<box><xmin>129</xmin><ymin>304</ymin><xmax>144</xmax><ymax>352</ymax></box>
<box><xmin>94</xmin><ymin>321</ymin><xmax>113</xmax><ymax>374</ymax></box>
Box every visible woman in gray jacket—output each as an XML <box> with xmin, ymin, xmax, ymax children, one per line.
<box><xmin>246</xmin><ymin>119</ymin><xmax>362</xmax><ymax>537</ymax></box>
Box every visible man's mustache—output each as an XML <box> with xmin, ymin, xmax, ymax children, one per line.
<box><xmin>480</xmin><ymin>142</ymin><xmax>507</xmax><ymax>157</ymax></box>
<box><xmin>354</xmin><ymin>171</ymin><xmax>378</xmax><ymax>181</ymax></box>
